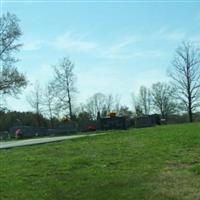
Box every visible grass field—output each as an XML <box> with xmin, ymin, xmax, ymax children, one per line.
<box><xmin>1</xmin><ymin>123</ymin><xmax>200</xmax><ymax>200</ymax></box>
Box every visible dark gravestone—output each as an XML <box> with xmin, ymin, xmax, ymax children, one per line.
<box><xmin>135</xmin><ymin>116</ymin><xmax>153</xmax><ymax>128</ymax></box>
<box><xmin>100</xmin><ymin>116</ymin><xmax>127</xmax><ymax>130</ymax></box>
<box><xmin>57</xmin><ymin>121</ymin><xmax>78</xmax><ymax>135</ymax></box>
<box><xmin>78</xmin><ymin>120</ymin><xmax>98</xmax><ymax>132</ymax></box>
<box><xmin>150</xmin><ymin>114</ymin><xmax>161</xmax><ymax>125</ymax></box>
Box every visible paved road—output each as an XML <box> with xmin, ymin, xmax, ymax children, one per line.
<box><xmin>0</xmin><ymin>133</ymin><xmax>106</xmax><ymax>149</ymax></box>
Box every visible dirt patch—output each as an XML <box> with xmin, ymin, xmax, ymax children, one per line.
<box><xmin>151</xmin><ymin>166</ymin><xmax>200</xmax><ymax>200</ymax></box>
<box><xmin>165</xmin><ymin>160</ymin><xmax>199</xmax><ymax>169</ymax></box>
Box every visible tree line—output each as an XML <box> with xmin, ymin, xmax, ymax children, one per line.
<box><xmin>0</xmin><ymin>13</ymin><xmax>200</xmax><ymax>130</ymax></box>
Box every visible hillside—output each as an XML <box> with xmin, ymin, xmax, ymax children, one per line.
<box><xmin>1</xmin><ymin>123</ymin><xmax>200</xmax><ymax>200</ymax></box>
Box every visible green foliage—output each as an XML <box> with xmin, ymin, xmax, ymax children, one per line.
<box><xmin>0</xmin><ymin>65</ymin><xmax>27</xmax><ymax>96</ymax></box>
<box><xmin>0</xmin><ymin>111</ymin><xmax>50</xmax><ymax>131</ymax></box>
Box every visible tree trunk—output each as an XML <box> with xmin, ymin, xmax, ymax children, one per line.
<box><xmin>49</xmin><ymin>110</ymin><xmax>54</xmax><ymax>128</ymax></box>
<box><xmin>50</xmin><ymin>117</ymin><xmax>54</xmax><ymax>128</ymax></box>
<box><xmin>37</xmin><ymin>112</ymin><xmax>41</xmax><ymax>127</ymax></box>
<box><xmin>188</xmin><ymin>106</ymin><xmax>193</xmax><ymax>122</ymax></box>
<box><xmin>67</xmin><ymin>86</ymin><xmax>73</xmax><ymax>120</ymax></box>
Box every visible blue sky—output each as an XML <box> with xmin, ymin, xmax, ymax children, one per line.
<box><xmin>1</xmin><ymin>1</ymin><xmax>200</xmax><ymax>112</ymax></box>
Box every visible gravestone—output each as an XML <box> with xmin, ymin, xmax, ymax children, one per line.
<box><xmin>135</xmin><ymin>116</ymin><xmax>153</xmax><ymax>128</ymax></box>
<box><xmin>99</xmin><ymin>116</ymin><xmax>127</xmax><ymax>130</ymax></box>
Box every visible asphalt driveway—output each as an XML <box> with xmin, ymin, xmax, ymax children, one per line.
<box><xmin>0</xmin><ymin>133</ymin><xmax>106</xmax><ymax>149</ymax></box>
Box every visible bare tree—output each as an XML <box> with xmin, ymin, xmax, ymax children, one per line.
<box><xmin>131</xmin><ymin>92</ymin><xmax>141</xmax><ymax>116</ymax></box>
<box><xmin>113</xmin><ymin>94</ymin><xmax>121</xmax><ymax>113</ymax></box>
<box><xmin>104</xmin><ymin>94</ymin><xmax>121</xmax><ymax>113</ymax></box>
<box><xmin>0</xmin><ymin>13</ymin><xmax>27</xmax><ymax>98</ymax></box>
<box><xmin>169</xmin><ymin>41</ymin><xmax>200</xmax><ymax>122</ymax></box>
<box><xmin>138</xmin><ymin>86</ymin><xmax>151</xmax><ymax>115</ymax></box>
<box><xmin>42</xmin><ymin>82</ymin><xmax>56</xmax><ymax>128</ymax></box>
<box><xmin>104</xmin><ymin>94</ymin><xmax>113</xmax><ymax>113</ymax></box>
<box><xmin>131</xmin><ymin>91</ymin><xmax>148</xmax><ymax>116</ymax></box>
<box><xmin>135</xmin><ymin>104</ymin><xmax>143</xmax><ymax>117</ymax></box>
<box><xmin>0</xmin><ymin>13</ymin><xmax>22</xmax><ymax>63</ymax></box>
<box><xmin>86</xmin><ymin>93</ymin><xmax>106</xmax><ymax>118</ymax></box>
<box><xmin>151</xmin><ymin>82</ymin><xmax>176</xmax><ymax>119</ymax></box>
<box><xmin>85</xmin><ymin>93</ymin><xmax>121</xmax><ymax>118</ymax></box>
<box><xmin>52</xmin><ymin>57</ymin><xmax>77</xmax><ymax>120</ymax></box>
<box><xmin>27</xmin><ymin>82</ymin><xmax>43</xmax><ymax>126</ymax></box>
<box><xmin>118</xmin><ymin>106</ymin><xmax>133</xmax><ymax>116</ymax></box>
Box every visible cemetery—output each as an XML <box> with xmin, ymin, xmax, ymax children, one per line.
<box><xmin>1</xmin><ymin>3</ymin><xmax>200</xmax><ymax>200</ymax></box>
<box><xmin>0</xmin><ymin>111</ymin><xmax>163</xmax><ymax>140</ymax></box>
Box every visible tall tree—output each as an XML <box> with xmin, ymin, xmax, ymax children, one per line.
<box><xmin>135</xmin><ymin>104</ymin><xmax>143</xmax><ymax>117</ymax></box>
<box><xmin>131</xmin><ymin>92</ymin><xmax>145</xmax><ymax>116</ymax></box>
<box><xmin>0</xmin><ymin>13</ymin><xmax>27</xmax><ymax>100</ymax></box>
<box><xmin>42</xmin><ymin>82</ymin><xmax>56</xmax><ymax>128</ymax></box>
<box><xmin>85</xmin><ymin>93</ymin><xmax>121</xmax><ymax>118</ymax></box>
<box><xmin>104</xmin><ymin>94</ymin><xmax>121</xmax><ymax>114</ymax></box>
<box><xmin>169</xmin><ymin>41</ymin><xmax>200</xmax><ymax>122</ymax></box>
<box><xmin>151</xmin><ymin>82</ymin><xmax>176</xmax><ymax>119</ymax></box>
<box><xmin>138</xmin><ymin>86</ymin><xmax>151</xmax><ymax>115</ymax></box>
<box><xmin>27</xmin><ymin>82</ymin><xmax>43</xmax><ymax>126</ymax></box>
<box><xmin>86</xmin><ymin>93</ymin><xmax>106</xmax><ymax>118</ymax></box>
<box><xmin>52</xmin><ymin>57</ymin><xmax>77</xmax><ymax>120</ymax></box>
<box><xmin>118</xmin><ymin>106</ymin><xmax>133</xmax><ymax>116</ymax></box>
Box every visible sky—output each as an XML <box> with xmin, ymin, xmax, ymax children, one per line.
<box><xmin>1</xmin><ymin>0</ymin><xmax>200</xmax><ymax>112</ymax></box>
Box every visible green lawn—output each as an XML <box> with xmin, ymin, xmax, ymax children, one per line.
<box><xmin>1</xmin><ymin>123</ymin><xmax>200</xmax><ymax>200</ymax></box>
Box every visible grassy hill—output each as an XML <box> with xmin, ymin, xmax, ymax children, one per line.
<box><xmin>1</xmin><ymin>123</ymin><xmax>200</xmax><ymax>200</ymax></box>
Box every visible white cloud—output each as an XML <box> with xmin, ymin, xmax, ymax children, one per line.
<box><xmin>22</xmin><ymin>40</ymin><xmax>44</xmax><ymax>51</ymax></box>
<box><xmin>53</xmin><ymin>31</ymin><xmax>97</xmax><ymax>52</ymax></box>
<box><xmin>102</xmin><ymin>49</ymin><xmax>165</xmax><ymax>60</ymax></box>
<box><xmin>51</xmin><ymin>28</ymin><xmax>184</xmax><ymax>60</ymax></box>
<box><xmin>152</xmin><ymin>27</ymin><xmax>186</xmax><ymax>41</ymax></box>
<box><xmin>52</xmin><ymin>32</ymin><xmax>147</xmax><ymax>60</ymax></box>
<box><xmin>103</xmin><ymin>35</ymin><xmax>140</xmax><ymax>56</ymax></box>
<box><xmin>100</xmin><ymin>35</ymin><xmax>166</xmax><ymax>60</ymax></box>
